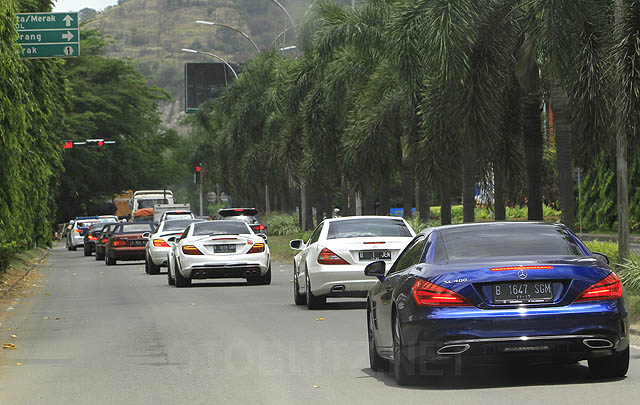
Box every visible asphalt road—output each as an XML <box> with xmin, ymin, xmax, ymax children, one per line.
<box><xmin>2</xmin><ymin>245</ymin><xmax>640</xmax><ymax>404</ymax></box>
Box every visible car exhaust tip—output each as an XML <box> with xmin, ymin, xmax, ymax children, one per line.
<box><xmin>331</xmin><ymin>285</ymin><xmax>346</xmax><ymax>293</ymax></box>
<box><xmin>582</xmin><ymin>339</ymin><xmax>613</xmax><ymax>349</ymax></box>
<box><xmin>436</xmin><ymin>344</ymin><xmax>471</xmax><ymax>355</ymax></box>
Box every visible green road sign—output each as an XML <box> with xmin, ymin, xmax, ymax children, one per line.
<box><xmin>16</xmin><ymin>12</ymin><xmax>79</xmax><ymax>59</ymax></box>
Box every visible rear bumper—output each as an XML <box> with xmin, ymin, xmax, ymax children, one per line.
<box><xmin>180</xmin><ymin>253</ymin><xmax>269</xmax><ymax>278</ymax></box>
<box><xmin>148</xmin><ymin>246</ymin><xmax>170</xmax><ymax>266</ymax></box>
<box><xmin>189</xmin><ymin>264</ymin><xmax>266</xmax><ymax>280</ymax></box>
<box><xmin>309</xmin><ymin>264</ymin><xmax>378</xmax><ymax>296</ymax></box>
<box><xmin>398</xmin><ymin>299</ymin><xmax>629</xmax><ymax>365</ymax></box>
<box><xmin>70</xmin><ymin>234</ymin><xmax>84</xmax><ymax>247</ymax></box>
<box><xmin>112</xmin><ymin>246</ymin><xmax>146</xmax><ymax>260</ymax></box>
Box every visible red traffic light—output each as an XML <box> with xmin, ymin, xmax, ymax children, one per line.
<box><xmin>63</xmin><ymin>141</ymin><xmax>74</xmax><ymax>149</ymax></box>
<box><xmin>195</xmin><ymin>165</ymin><xmax>201</xmax><ymax>172</ymax></box>
<box><xmin>98</xmin><ymin>140</ymin><xmax>104</xmax><ymax>146</ymax></box>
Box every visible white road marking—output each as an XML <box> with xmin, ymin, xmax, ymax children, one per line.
<box><xmin>631</xmin><ymin>345</ymin><xmax>640</xmax><ymax>350</ymax></box>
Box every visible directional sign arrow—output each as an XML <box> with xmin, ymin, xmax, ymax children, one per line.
<box><xmin>63</xmin><ymin>15</ymin><xmax>74</xmax><ymax>27</ymax></box>
<box><xmin>61</xmin><ymin>30</ymin><xmax>74</xmax><ymax>41</ymax></box>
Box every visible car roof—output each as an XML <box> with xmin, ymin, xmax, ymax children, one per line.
<box><xmin>422</xmin><ymin>221</ymin><xmax>562</xmax><ymax>233</ymax></box>
<box><xmin>322</xmin><ymin>215</ymin><xmax>408</xmax><ymax>224</ymax></box>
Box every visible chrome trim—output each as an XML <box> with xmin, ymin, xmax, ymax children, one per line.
<box><xmin>443</xmin><ymin>335</ymin><xmax>599</xmax><ymax>345</ymax></box>
<box><xmin>583</xmin><ymin>338</ymin><xmax>614</xmax><ymax>349</ymax></box>
<box><xmin>436</xmin><ymin>344</ymin><xmax>471</xmax><ymax>355</ymax></box>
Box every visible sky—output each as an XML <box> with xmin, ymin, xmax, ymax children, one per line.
<box><xmin>53</xmin><ymin>0</ymin><xmax>118</xmax><ymax>12</ymax></box>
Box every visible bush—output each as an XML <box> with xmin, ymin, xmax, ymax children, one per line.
<box><xmin>583</xmin><ymin>240</ymin><xmax>622</xmax><ymax>267</ymax></box>
<box><xmin>619</xmin><ymin>257</ymin><xmax>640</xmax><ymax>294</ymax></box>
<box><xmin>263</xmin><ymin>212</ymin><xmax>300</xmax><ymax>236</ymax></box>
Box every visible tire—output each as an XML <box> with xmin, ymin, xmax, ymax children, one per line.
<box><xmin>167</xmin><ymin>261</ymin><xmax>175</xmax><ymax>286</ymax></box>
<box><xmin>67</xmin><ymin>243</ymin><xmax>72</xmax><ymax>251</ymax></box>
<box><xmin>588</xmin><ymin>346</ymin><xmax>630</xmax><ymax>378</ymax></box>
<box><xmin>368</xmin><ymin>306</ymin><xmax>388</xmax><ymax>372</ymax></box>
<box><xmin>248</xmin><ymin>265</ymin><xmax>272</xmax><ymax>285</ymax></box>
<box><xmin>145</xmin><ymin>252</ymin><xmax>161</xmax><ymax>275</ymax></box>
<box><xmin>105</xmin><ymin>251</ymin><xmax>116</xmax><ymax>266</ymax></box>
<box><xmin>305</xmin><ymin>273</ymin><xmax>326</xmax><ymax>310</ymax></box>
<box><xmin>174</xmin><ymin>259</ymin><xmax>191</xmax><ymax>288</ymax></box>
<box><xmin>83</xmin><ymin>245</ymin><xmax>91</xmax><ymax>257</ymax></box>
<box><xmin>293</xmin><ymin>265</ymin><xmax>306</xmax><ymax>305</ymax></box>
<box><xmin>70</xmin><ymin>245</ymin><xmax>77</xmax><ymax>251</ymax></box>
<box><xmin>95</xmin><ymin>248</ymin><xmax>104</xmax><ymax>261</ymax></box>
<box><xmin>393</xmin><ymin>313</ymin><xmax>418</xmax><ymax>386</ymax></box>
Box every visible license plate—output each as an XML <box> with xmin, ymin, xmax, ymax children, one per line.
<box><xmin>130</xmin><ymin>240</ymin><xmax>145</xmax><ymax>247</ymax></box>
<box><xmin>213</xmin><ymin>244</ymin><xmax>236</xmax><ymax>253</ymax></box>
<box><xmin>493</xmin><ymin>282</ymin><xmax>553</xmax><ymax>304</ymax></box>
<box><xmin>359</xmin><ymin>250</ymin><xmax>391</xmax><ymax>261</ymax></box>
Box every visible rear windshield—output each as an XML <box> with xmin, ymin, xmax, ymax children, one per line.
<box><xmin>162</xmin><ymin>219</ymin><xmax>201</xmax><ymax>231</ymax></box>
<box><xmin>218</xmin><ymin>215</ymin><xmax>257</xmax><ymax>224</ymax></box>
<box><xmin>436</xmin><ymin>225</ymin><xmax>585</xmax><ymax>262</ymax></box>
<box><xmin>193</xmin><ymin>221</ymin><xmax>251</xmax><ymax>236</ymax></box>
<box><xmin>164</xmin><ymin>213</ymin><xmax>193</xmax><ymax>220</ymax></box>
<box><xmin>326</xmin><ymin>218</ymin><xmax>412</xmax><ymax>239</ymax></box>
<box><xmin>138</xmin><ymin>199</ymin><xmax>169</xmax><ymax>209</ymax></box>
<box><xmin>77</xmin><ymin>221</ymin><xmax>98</xmax><ymax>229</ymax></box>
<box><xmin>118</xmin><ymin>223</ymin><xmax>155</xmax><ymax>233</ymax></box>
<box><xmin>89</xmin><ymin>222</ymin><xmax>113</xmax><ymax>231</ymax></box>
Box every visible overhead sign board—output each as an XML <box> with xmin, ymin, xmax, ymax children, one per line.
<box><xmin>185</xmin><ymin>63</ymin><xmax>239</xmax><ymax>112</ymax></box>
<box><xmin>16</xmin><ymin>12</ymin><xmax>79</xmax><ymax>59</ymax></box>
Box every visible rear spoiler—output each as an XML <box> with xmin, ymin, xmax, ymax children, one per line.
<box><xmin>218</xmin><ymin>208</ymin><xmax>258</xmax><ymax>217</ymax></box>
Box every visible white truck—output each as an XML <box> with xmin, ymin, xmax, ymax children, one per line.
<box><xmin>153</xmin><ymin>204</ymin><xmax>193</xmax><ymax>223</ymax></box>
<box><xmin>130</xmin><ymin>190</ymin><xmax>174</xmax><ymax>213</ymax></box>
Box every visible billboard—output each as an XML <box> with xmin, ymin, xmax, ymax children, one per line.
<box><xmin>185</xmin><ymin>63</ymin><xmax>238</xmax><ymax>112</ymax></box>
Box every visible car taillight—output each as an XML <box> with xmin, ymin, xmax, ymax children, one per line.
<box><xmin>74</xmin><ymin>229</ymin><xmax>81</xmax><ymax>233</ymax></box>
<box><xmin>88</xmin><ymin>235</ymin><xmax>98</xmax><ymax>241</ymax></box>
<box><xmin>112</xmin><ymin>240</ymin><xmax>127</xmax><ymax>247</ymax></box>
<box><xmin>412</xmin><ymin>279</ymin><xmax>471</xmax><ymax>306</ymax></box>
<box><xmin>248</xmin><ymin>243</ymin><xmax>265</xmax><ymax>253</ymax></box>
<box><xmin>100</xmin><ymin>238</ymin><xmax>108</xmax><ymax>244</ymax></box>
<box><xmin>182</xmin><ymin>245</ymin><xmax>203</xmax><ymax>255</ymax></box>
<box><xmin>153</xmin><ymin>239</ymin><xmax>170</xmax><ymax>248</ymax></box>
<box><xmin>576</xmin><ymin>273</ymin><xmax>623</xmax><ymax>301</ymax></box>
<box><xmin>317</xmin><ymin>248</ymin><xmax>349</xmax><ymax>265</ymax></box>
<box><xmin>256</xmin><ymin>224</ymin><xmax>265</xmax><ymax>231</ymax></box>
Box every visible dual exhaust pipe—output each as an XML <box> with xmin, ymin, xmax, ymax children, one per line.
<box><xmin>436</xmin><ymin>338</ymin><xmax>613</xmax><ymax>355</ymax></box>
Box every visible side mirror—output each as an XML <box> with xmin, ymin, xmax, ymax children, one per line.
<box><xmin>364</xmin><ymin>260</ymin><xmax>386</xmax><ymax>281</ymax></box>
<box><xmin>592</xmin><ymin>252</ymin><xmax>610</xmax><ymax>265</ymax></box>
<box><xmin>141</xmin><ymin>232</ymin><xmax>151</xmax><ymax>239</ymax></box>
<box><xmin>257</xmin><ymin>233</ymin><xmax>268</xmax><ymax>241</ymax></box>
<box><xmin>290</xmin><ymin>239</ymin><xmax>304</xmax><ymax>250</ymax></box>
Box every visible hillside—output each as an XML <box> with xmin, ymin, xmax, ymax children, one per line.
<box><xmin>83</xmin><ymin>0</ymin><xmax>348</xmax><ymax>127</ymax></box>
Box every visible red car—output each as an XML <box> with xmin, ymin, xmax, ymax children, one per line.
<box><xmin>104</xmin><ymin>222</ymin><xmax>155</xmax><ymax>266</ymax></box>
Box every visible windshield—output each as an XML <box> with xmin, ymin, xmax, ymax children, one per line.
<box><xmin>138</xmin><ymin>199</ymin><xmax>169</xmax><ymax>209</ymax></box>
<box><xmin>118</xmin><ymin>223</ymin><xmax>155</xmax><ymax>233</ymax></box>
<box><xmin>162</xmin><ymin>219</ymin><xmax>202</xmax><ymax>232</ymax></box>
<box><xmin>326</xmin><ymin>218</ymin><xmax>412</xmax><ymax>239</ymax></box>
<box><xmin>436</xmin><ymin>225</ymin><xmax>585</xmax><ymax>262</ymax></box>
<box><xmin>193</xmin><ymin>221</ymin><xmax>251</xmax><ymax>236</ymax></box>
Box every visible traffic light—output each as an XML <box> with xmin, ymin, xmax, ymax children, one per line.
<box><xmin>194</xmin><ymin>164</ymin><xmax>202</xmax><ymax>184</ymax></box>
<box><xmin>63</xmin><ymin>141</ymin><xmax>74</xmax><ymax>149</ymax></box>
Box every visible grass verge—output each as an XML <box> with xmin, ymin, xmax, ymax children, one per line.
<box><xmin>0</xmin><ymin>247</ymin><xmax>49</xmax><ymax>296</ymax></box>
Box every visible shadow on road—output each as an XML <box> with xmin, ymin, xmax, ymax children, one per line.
<box><xmin>360</xmin><ymin>362</ymin><xmax>625</xmax><ymax>390</ymax></box>
<box><xmin>189</xmin><ymin>281</ymin><xmax>251</xmax><ymax>288</ymax></box>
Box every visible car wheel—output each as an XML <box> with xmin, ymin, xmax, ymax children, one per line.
<box><xmin>167</xmin><ymin>260</ymin><xmax>175</xmax><ymax>286</ymax></box>
<box><xmin>67</xmin><ymin>243</ymin><xmax>72</xmax><ymax>251</ymax></box>
<box><xmin>368</xmin><ymin>305</ymin><xmax>388</xmax><ymax>372</ymax></box>
<box><xmin>83</xmin><ymin>245</ymin><xmax>91</xmax><ymax>257</ymax></box>
<box><xmin>293</xmin><ymin>265</ymin><xmax>306</xmax><ymax>305</ymax></box>
<box><xmin>95</xmin><ymin>249</ymin><xmax>104</xmax><ymax>261</ymax></box>
<box><xmin>105</xmin><ymin>251</ymin><xmax>116</xmax><ymax>266</ymax></box>
<box><xmin>174</xmin><ymin>259</ymin><xmax>191</xmax><ymax>288</ymax></box>
<box><xmin>588</xmin><ymin>346</ymin><xmax>629</xmax><ymax>378</ymax></box>
<box><xmin>305</xmin><ymin>273</ymin><xmax>326</xmax><ymax>310</ymax></box>
<box><xmin>393</xmin><ymin>312</ymin><xmax>418</xmax><ymax>386</ymax></box>
<box><xmin>70</xmin><ymin>245</ymin><xmax>77</xmax><ymax>251</ymax></box>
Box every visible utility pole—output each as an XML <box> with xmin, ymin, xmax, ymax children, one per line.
<box><xmin>199</xmin><ymin>163</ymin><xmax>204</xmax><ymax>217</ymax></box>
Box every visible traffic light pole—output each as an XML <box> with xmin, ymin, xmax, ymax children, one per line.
<box><xmin>200</xmin><ymin>163</ymin><xmax>204</xmax><ymax>217</ymax></box>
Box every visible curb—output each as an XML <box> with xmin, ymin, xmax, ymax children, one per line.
<box><xmin>0</xmin><ymin>248</ymin><xmax>51</xmax><ymax>299</ymax></box>
<box><xmin>631</xmin><ymin>328</ymin><xmax>640</xmax><ymax>337</ymax></box>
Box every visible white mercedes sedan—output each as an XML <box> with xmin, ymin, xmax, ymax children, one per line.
<box><xmin>290</xmin><ymin>216</ymin><xmax>415</xmax><ymax>309</ymax></box>
<box><xmin>167</xmin><ymin>220</ymin><xmax>270</xmax><ymax>287</ymax></box>
<box><xmin>143</xmin><ymin>218</ymin><xmax>204</xmax><ymax>274</ymax></box>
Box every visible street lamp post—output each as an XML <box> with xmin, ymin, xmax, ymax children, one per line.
<box><xmin>195</xmin><ymin>21</ymin><xmax>260</xmax><ymax>54</ymax></box>
<box><xmin>181</xmin><ymin>48</ymin><xmax>239</xmax><ymax>79</ymax></box>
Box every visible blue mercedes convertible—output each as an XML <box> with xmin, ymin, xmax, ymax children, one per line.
<box><xmin>364</xmin><ymin>222</ymin><xmax>629</xmax><ymax>385</ymax></box>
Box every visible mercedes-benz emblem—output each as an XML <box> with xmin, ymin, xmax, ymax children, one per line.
<box><xmin>518</xmin><ymin>269</ymin><xmax>528</xmax><ymax>280</ymax></box>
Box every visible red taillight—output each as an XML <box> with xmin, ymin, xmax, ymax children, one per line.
<box><xmin>153</xmin><ymin>239</ymin><xmax>170</xmax><ymax>248</ymax></box>
<box><xmin>256</xmin><ymin>224</ymin><xmax>265</xmax><ymax>231</ymax></box>
<box><xmin>74</xmin><ymin>229</ymin><xmax>81</xmax><ymax>233</ymax></box>
<box><xmin>412</xmin><ymin>279</ymin><xmax>471</xmax><ymax>306</ymax></box>
<box><xmin>248</xmin><ymin>243</ymin><xmax>265</xmax><ymax>254</ymax></box>
<box><xmin>182</xmin><ymin>245</ymin><xmax>203</xmax><ymax>255</ymax></box>
<box><xmin>576</xmin><ymin>273</ymin><xmax>623</xmax><ymax>302</ymax></box>
<box><xmin>317</xmin><ymin>248</ymin><xmax>349</xmax><ymax>265</ymax></box>
<box><xmin>100</xmin><ymin>238</ymin><xmax>108</xmax><ymax>244</ymax></box>
<box><xmin>234</xmin><ymin>209</ymin><xmax>244</xmax><ymax>212</ymax></box>
<box><xmin>88</xmin><ymin>235</ymin><xmax>98</xmax><ymax>241</ymax></box>
<box><xmin>112</xmin><ymin>240</ymin><xmax>127</xmax><ymax>247</ymax></box>
<box><xmin>491</xmin><ymin>265</ymin><xmax>554</xmax><ymax>271</ymax></box>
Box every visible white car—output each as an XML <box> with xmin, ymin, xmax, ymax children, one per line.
<box><xmin>290</xmin><ymin>216</ymin><xmax>415</xmax><ymax>309</ymax></box>
<box><xmin>167</xmin><ymin>220</ymin><xmax>270</xmax><ymax>287</ymax></box>
<box><xmin>66</xmin><ymin>218</ymin><xmax>100</xmax><ymax>251</ymax></box>
<box><xmin>143</xmin><ymin>218</ymin><xmax>204</xmax><ymax>274</ymax></box>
